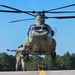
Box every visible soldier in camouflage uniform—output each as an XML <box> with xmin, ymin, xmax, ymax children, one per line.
<box><xmin>7</xmin><ymin>44</ymin><xmax>27</xmax><ymax>71</ymax></box>
<box><xmin>15</xmin><ymin>44</ymin><xmax>26</xmax><ymax>71</ymax></box>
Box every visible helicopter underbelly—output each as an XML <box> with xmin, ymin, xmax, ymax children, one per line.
<box><xmin>31</xmin><ymin>40</ymin><xmax>51</xmax><ymax>55</ymax></box>
<box><xmin>24</xmin><ymin>36</ymin><xmax>56</xmax><ymax>55</ymax></box>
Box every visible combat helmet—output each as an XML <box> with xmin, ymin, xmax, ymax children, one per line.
<box><xmin>18</xmin><ymin>44</ymin><xmax>23</xmax><ymax>48</ymax></box>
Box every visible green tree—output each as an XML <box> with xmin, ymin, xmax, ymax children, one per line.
<box><xmin>26</xmin><ymin>55</ymin><xmax>39</xmax><ymax>70</ymax></box>
<box><xmin>70</xmin><ymin>53</ymin><xmax>75</xmax><ymax>69</ymax></box>
<box><xmin>0</xmin><ymin>52</ymin><xmax>75</xmax><ymax>71</ymax></box>
<box><xmin>0</xmin><ymin>52</ymin><xmax>15</xmax><ymax>71</ymax></box>
<box><xmin>63</xmin><ymin>52</ymin><xmax>71</xmax><ymax>69</ymax></box>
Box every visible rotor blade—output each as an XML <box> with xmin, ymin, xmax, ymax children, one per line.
<box><xmin>0</xmin><ymin>5</ymin><xmax>21</xmax><ymax>11</ymax></box>
<box><xmin>0</xmin><ymin>10</ymin><xmax>35</xmax><ymax>16</ymax></box>
<box><xmin>48</xmin><ymin>11</ymin><xmax>75</xmax><ymax>13</ymax></box>
<box><xmin>9</xmin><ymin>18</ymin><xmax>35</xmax><ymax>23</ymax></box>
<box><xmin>46</xmin><ymin>4</ymin><xmax>75</xmax><ymax>12</ymax></box>
<box><xmin>0</xmin><ymin>5</ymin><xmax>35</xmax><ymax>16</ymax></box>
<box><xmin>46</xmin><ymin>16</ymin><xmax>75</xmax><ymax>19</ymax></box>
<box><xmin>0</xmin><ymin>10</ymin><xmax>21</xmax><ymax>13</ymax></box>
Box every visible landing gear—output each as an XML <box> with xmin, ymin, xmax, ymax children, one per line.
<box><xmin>24</xmin><ymin>51</ymin><xmax>29</xmax><ymax>61</ymax></box>
<box><xmin>51</xmin><ymin>52</ymin><xmax>56</xmax><ymax>61</ymax></box>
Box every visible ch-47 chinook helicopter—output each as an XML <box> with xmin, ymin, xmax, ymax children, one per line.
<box><xmin>0</xmin><ymin>4</ymin><xmax>75</xmax><ymax>61</ymax></box>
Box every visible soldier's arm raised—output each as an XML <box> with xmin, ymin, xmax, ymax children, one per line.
<box><xmin>7</xmin><ymin>49</ymin><xmax>17</xmax><ymax>52</ymax></box>
<box><xmin>17</xmin><ymin>48</ymin><xmax>25</xmax><ymax>52</ymax></box>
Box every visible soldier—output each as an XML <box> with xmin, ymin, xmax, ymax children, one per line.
<box><xmin>15</xmin><ymin>44</ymin><xmax>26</xmax><ymax>71</ymax></box>
<box><xmin>40</xmin><ymin>64</ymin><xmax>48</xmax><ymax>70</ymax></box>
<box><xmin>7</xmin><ymin>44</ymin><xmax>27</xmax><ymax>71</ymax></box>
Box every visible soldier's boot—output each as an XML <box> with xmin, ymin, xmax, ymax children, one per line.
<box><xmin>16</xmin><ymin>68</ymin><xmax>18</xmax><ymax>71</ymax></box>
<box><xmin>22</xmin><ymin>67</ymin><xmax>26</xmax><ymax>71</ymax></box>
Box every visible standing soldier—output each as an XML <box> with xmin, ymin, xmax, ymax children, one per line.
<box><xmin>7</xmin><ymin>44</ymin><xmax>27</xmax><ymax>71</ymax></box>
<box><xmin>15</xmin><ymin>44</ymin><xmax>26</xmax><ymax>71</ymax></box>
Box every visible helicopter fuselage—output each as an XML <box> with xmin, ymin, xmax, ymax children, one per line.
<box><xmin>24</xmin><ymin>24</ymin><xmax>56</xmax><ymax>55</ymax></box>
<box><xmin>24</xmin><ymin>13</ymin><xmax>56</xmax><ymax>55</ymax></box>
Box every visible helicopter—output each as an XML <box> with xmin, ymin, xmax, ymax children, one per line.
<box><xmin>0</xmin><ymin>4</ymin><xmax>75</xmax><ymax>61</ymax></box>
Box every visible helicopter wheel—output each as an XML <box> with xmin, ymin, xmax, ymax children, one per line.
<box><xmin>51</xmin><ymin>51</ymin><xmax>56</xmax><ymax>61</ymax></box>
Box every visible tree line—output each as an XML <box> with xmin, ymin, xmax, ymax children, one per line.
<box><xmin>0</xmin><ymin>52</ymin><xmax>75</xmax><ymax>71</ymax></box>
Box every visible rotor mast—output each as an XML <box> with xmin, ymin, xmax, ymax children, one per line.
<box><xmin>35</xmin><ymin>12</ymin><xmax>45</xmax><ymax>26</ymax></box>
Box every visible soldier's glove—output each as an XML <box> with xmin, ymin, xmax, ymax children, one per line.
<box><xmin>7</xmin><ymin>49</ymin><xmax>10</xmax><ymax>51</ymax></box>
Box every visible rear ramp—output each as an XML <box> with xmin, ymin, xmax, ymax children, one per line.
<box><xmin>0</xmin><ymin>70</ymin><xmax>75</xmax><ymax>75</ymax></box>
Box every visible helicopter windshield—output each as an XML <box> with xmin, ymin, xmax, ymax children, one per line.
<box><xmin>31</xmin><ymin>26</ymin><xmax>48</xmax><ymax>31</ymax></box>
<box><xmin>30</xmin><ymin>25</ymin><xmax>51</xmax><ymax>37</ymax></box>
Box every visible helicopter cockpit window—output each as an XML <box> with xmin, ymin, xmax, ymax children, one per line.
<box><xmin>31</xmin><ymin>26</ymin><xmax>48</xmax><ymax>31</ymax></box>
<box><xmin>43</xmin><ymin>27</ymin><xmax>48</xmax><ymax>31</ymax></box>
<box><xmin>32</xmin><ymin>27</ymin><xmax>37</xmax><ymax>30</ymax></box>
<box><xmin>32</xmin><ymin>26</ymin><xmax>42</xmax><ymax>31</ymax></box>
<box><xmin>38</xmin><ymin>27</ymin><xmax>42</xmax><ymax>30</ymax></box>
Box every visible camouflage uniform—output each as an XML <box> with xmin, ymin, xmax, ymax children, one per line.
<box><xmin>15</xmin><ymin>44</ymin><xmax>26</xmax><ymax>71</ymax></box>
